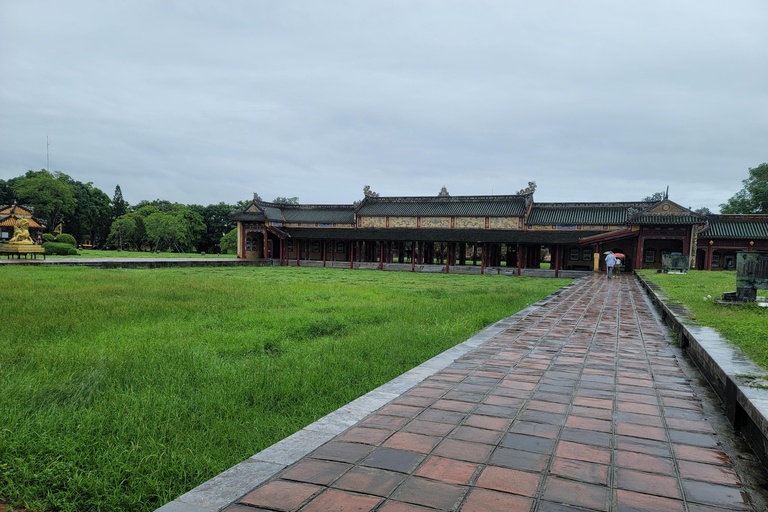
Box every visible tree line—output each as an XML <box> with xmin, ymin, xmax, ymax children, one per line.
<box><xmin>0</xmin><ymin>170</ymin><xmax>250</xmax><ymax>253</ymax></box>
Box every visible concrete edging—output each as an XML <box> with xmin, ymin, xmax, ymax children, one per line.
<box><xmin>635</xmin><ymin>271</ymin><xmax>768</xmax><ymax>468</ymax></box>
<box><xmin>154</xmin><ymin>279</ymin><xmax>583</xmax><ymax>512</ymax></box>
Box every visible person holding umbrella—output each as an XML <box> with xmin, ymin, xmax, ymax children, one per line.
<box><xmin>613</xmin><ymin>253</ymin><xmax>625</xmax><ymax>277</ymax></box>
<box><xmin>604</xmin><ymin>251</ymin><xmax>616</xmax><ymax>279</ymax></box>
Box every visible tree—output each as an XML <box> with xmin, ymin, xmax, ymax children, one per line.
<box><xmin>66</xmin><ymin>179</ymin><xmax>111</xmax><ymax>246</ymax></box>
<box><xmin>220</xmin><ymin>227</ymin><xmax>238</xmax><ymax>254</ymax></box>
<box><xmin>195</xmin><ymin>202</ymin><xmax>237</xmax><ymax>253</ymax></box>
<box><xmin>12</xmin><ymin>170</ymin><xmax>77</xmax><ymax>232</ymax></box>
<box><xmin>112</xmin><ymin>185</ymin><xmax>128</xmax><ymax>220</ymax></box>
<box><xmin>721</xmin><ymin>163</ymin><xmax>768</xmax><ymax>214</ymax></box>
<box><xmin>109</xmin><ymin>216</ymin><xmax>137</xmax><ymax>251</ymax></box>
<box><xmin>643</xmin><ymin>191</ymin><xmax>666</xmax><ymax>202</ymax></box>
<box><xmin>143</xmin><ymin>212</ymin><xmax>184</xmax><ymax>252</ymax></box>
<box><xmin>272</xmin><ymin>196</ymin><xmax>299</xmax><ymax>205</ymax></box>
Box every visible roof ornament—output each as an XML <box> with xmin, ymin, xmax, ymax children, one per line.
<box><xmin>438</xmin><ymin>186</ymin><xmax>450</xmax><ymax>197</ymax></box>
<box><xmin>516</xmin><ymin>181</ymin><xmax>537</xmax><ymax>195</ymax></box>
<box><xmin>363</xmin><ymin>185</ymin><xmax>379</xmax><ymax>198</ymax></box>
<box><xmin>665</xmin><ymin>186</ymin><xmax>669</xmax><ymax>200</ymax></box>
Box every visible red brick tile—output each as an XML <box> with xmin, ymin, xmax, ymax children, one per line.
<box><xmin>379</xmin><ymin>502</ymin><xmax>434</xmax><ymax>512</ymax></box>
<box><xmin>549</xmin><ymin>457</ymin><xmax>609</xmax><ymax>485</ymax></box>
<box><xmin>617</xmin><ymin>392</ymin><xmax>659</xmax><ymax>404</ymax></box>
<box><xmin>484</xmin><ymin>394</ymin><xmax>525</xmax><ymax>407</ymax></box>
<box><xmin>616</xmin><ymin>468</ymin><xmax>681</xmax><ymax>499</ymax></box>
<box><xmin>527</xmin><ymin>400</ymin><xmax>569</xmax><ymax>414</ymax></box>
<box><xmin>616</xmin><ymin>423</ymin><xmax>666</xmax><ymax>442</ymax></box>
<box><xmin>490</xmin><ymin>447</ymin><xmax>550</xmax><ymax>472</ymax></box>
<box><xmin>682</xmin><ymin>480</ymin><xmax>751</xmax><ymax>509</ymax></box>
<box><xmin>392</xmin><ymin>395</ymin><xmax>436</xmax><ymax>408</ymax></box>
<box><xmin>508</xmin><ymin>421</ymin><xmax>560</xmax><ymax>439</ymax></box>
<box><xmin>614</xmin><ymin>450</ymin><xmax>675</xmax><ymax>476</ymax></box>
<box><xmin>408</xmin><ymin>386</ymin><xmax>446</xmax><ymax>398</ymax></box>
<box><xmin>280</xmin><ymin>459</ymin><xmax>351</xmax><ymax>485</ymax></box>
<box><xmin>393</xmin><ymin>476</ymin><xmax>468</xmax><ymax>510</ymax></box>
<box><xmin>402</xmin><ymin>419</ymin><xmax>455</xmax><ymax>436</ymax></box>
<box><xmin>333</xmin><ymin>466</ymin><xmax>405</xmax><ymax>497</ymax></box>
<box><xmin>463</xmin><ymin>414</ymin><xmax>511</xmax><ymax>431</ymax></box>
<box><xmin>414</xmin><ymin>455</ymin><xmax>478</xmax><ymax>485</ymax></box>
<box><xmin>432</xmin><ymin>438</ymin><xmax>494</xmax><ymax>463</ymax></box>
<box><xmin>555</xmin><ymin>440</ymin><xmax>611</xmax><ymax>465</ymax></box>
<box><xmin>570</xmin><ymin>405</ymin><xmax>613</xmax><ymax>421</ymax></box>
<box><xmin>383</xmin><ymin>432</ymin><xmax>441</xmax><ymax>453</ymax></box>
<box><xmin>475</xmin><ymin>465</ymin><xmax>540</xmax><ymax>497</ymax></box>
<box><xmin>362</xmin><ymin>447</ymin><xmax>424</xmax><ymax>473</ymax></box>
<box><xmin>572</xmin><ymin>397</ymin><xmax>613</xmax><ymax>410</ymax></box>
<box><xmin>432</xmin><ymin>399</ymin><xmax>476</xmax><ymax>413</ymax></box>
<box><xmin>665</xmin><ymin>417</ymin><xmax>715</xmax><ymax>434</ymax></box>
<box><xmin>419</xmin><ymin>408</ymin><xmax>466</xmax><ymax>425</ymax></box>
<box><xmin>460</xmin><ymin>488</ymin><xmax>533</xmax><ymax>512</ymax></box>
<box><xmin>616</xmin><ymin>435</ymin><xmax>671</xmax><ymax>457</ymax></box>
<box><xmin>617</xmin><ymin>402</ymin><xmax>660</xmax><ymax>416</ymax></box>
<box><xmin>359</xmin><ymin>414</ymin><xmax>410</xmax><ymax>430</ymax></box>
<box><xmin>300</xmin><ymin>488</ymin><xmax>382</xmax><ymax>512</ymax></box>
<box><xmin>616</xmin><ymin>411</ymin><xmax>664</xmax><ymax>427</ymax></box>
<box><xmin>542</xmin><ymin>477</ymin><xmax>609</xmax><ymax>511</ymax></box>
<box><xmin>450</xmin><ymin>425</ymin><xmax>504</xmax><ymax>445</ymax></box>
<box><xmin>662</xmin><ymin>397</ymin><xmax>703</xmax><ymax>410</ymax></box>
<box><xmin>337</xmin><ymin>427</ymin><xmax>392</xmax><ymax>445</ymax></box>
<box><xmin>502</xmin><ymin>433</ymin><xmax>557</xmax><ymax>454</ymax></box>
<box><xmin>678</xmin><ymin>460</ymin><xmax>742</xmax><ymax>486</ymax></box>
<box><xmin>239</xmin><ymin>480</ymin><xmax>321</xmax><ymax>510</ymax></box>
<box><xmin>378</xmin><ymin>403</ymin><xmax>425</xmax><ymax>418</ymax></box>
<box><xmin>616</xmin><ymin>489</ymin><xmax>686</xmax><ymax>512</ymax></box>
<box><xmin>311</xmin><ymin>441</ymin><xmax>374</xmax><ymax>463</ymax></box>
<box><xmin>565</xmin><ymin>415</ymin><xmax>612</xmax><ymax>433</ymax></box>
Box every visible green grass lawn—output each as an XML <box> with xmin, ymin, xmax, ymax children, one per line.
<box><xmin>638</xmin><ymin>270</ymin><xmax>768</xmax><ymax>368</ymax></box>
<box><xmin>45</xmin><ymin>249</ymin><xmax>237</xmax><ymax>258</ymax></box>
<box><xmin>0</xmin><ymin>266</ymin><xmax>570</xmax><ymax>512</ymax></box>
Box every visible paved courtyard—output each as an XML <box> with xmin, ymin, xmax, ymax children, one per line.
<box><xmin>213</xmin><ymin>274</ymin><xmax>761</xmax><ymax>511</ymax></box>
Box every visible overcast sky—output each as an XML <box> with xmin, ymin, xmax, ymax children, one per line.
<box><xmin>1</xmin><ymin>1</ymin><xmax>766</xmax><ymax>212</ymax></box>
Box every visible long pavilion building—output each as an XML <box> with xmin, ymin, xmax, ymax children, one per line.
<box><xmin>231</xmin><ymin>188</ymin><xmax>768</xmax><ymax>275</ymax></box>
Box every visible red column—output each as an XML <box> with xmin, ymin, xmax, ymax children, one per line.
<box><xmin>350</xmin><ymin>242</ymin><xmax>354</xmax><ymax>269</ymax></box>
<box><xmin>635</xmin><ymin>236</ymin><xmax>644</xmax><ymax>270</ymax></box>
<box><xmin>332</xmin><ymin>241</ymin><xmax>336</xmax><ymax>263</ymax></box>
<box><xmin>379</xmin><ymin>242</ymin><xmax>384</xmax><ymax>270</ymax></box>
<box><xmin>481</xmin><ymin>243</ymin><xmax>486</xmax><ymax>274</ymax></box>
<box><xmin>445</xmin><ymin>243</ymin><xmax>451</xmax><ymax>274</ymax></box>
<box><xmin>296</xmin><ymin>240</ymin><xmax>300</xmax><ymax>267</ymax></box>
<box><xmin>323</xmin><ymin>241</ymin><xmax>327</xmax><ymax>267</ymax></box>
<box><xmin>412</xmin><ymin>241</ymin><xmax>416</xmax><ymax>272</ymax></box>
<box><xmin>239</xmin><ymin>226</ymin><xmax>247</xmax><ymax>259</ymax></box>
<box><xmin>706</xmin><ymin>244</ymin><xmax>713</xmax><ymax>270</ymax></box>
<box><xmin>554</xmin><ymin>245</ymin><xmax>560</xmax><ymax>278</ymax></box>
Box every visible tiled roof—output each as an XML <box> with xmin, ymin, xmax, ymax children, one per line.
<box><xmin>700</xmin><ymin>216</ymin><xmax>768</xmax><ymax>239</ymax></box>
<box><xmin>357</xmin><ymin>196</ymin><xmax>528</xmax><ymax>217</ymax></box>
<box><xmin>527</xmin><ymin>203</ymin><xmax>650</xmax><ymax>226</ymax></box>
<box><xmin>231</xmin><ymin>202</ymin><xmax>355</xmax><ymax>224</ymax></box>
<box><xmin>628</xmin><ymin>214</ymin><xmax>705</xmax><ymax>225</ymax></box>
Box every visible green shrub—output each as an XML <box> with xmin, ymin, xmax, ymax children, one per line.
<box><xmin>55</xmin><ymin>233</ymin><xmax>77</xmax><ymax>246</ymax></box>
<box><xmin>43</xmin><ymin>242</ymin><xmax>78</xmax><ymax>255</ymax></box>
<box><xmin>42</xmin><ymin>233</ymin><xmax>56</xmax><ymax>243</ymax></box>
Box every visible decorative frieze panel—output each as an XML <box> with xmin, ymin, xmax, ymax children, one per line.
<box><xmin>390</xmin><ymin>217</ymin><xmax>417</xmax><ymax>228</ymax></box>
<box><xmin>360</xmin><ymin>216</ymin><xmax>387</xmax><ymax>228</ymax></box>
<box><xmin>455</xmin><ymin>217</ymin><xmax>484</xmax><ymax>229</ymax></box>
<box><xmin>421</xmin><ymin>217</ymin><xmax>451</xmax><ymax>228</ymax></box>
<box><xmin>489</xmin><ymin>217</ymin><xmax>520</xmax><ymax>230</ymax></box>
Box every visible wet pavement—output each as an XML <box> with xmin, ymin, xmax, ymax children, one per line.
<box><xmin>215</xmin><ymin>275</ymin><xmax>763</xmax><ymax>511</ymax></box>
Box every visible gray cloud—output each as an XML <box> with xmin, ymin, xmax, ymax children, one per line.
<box><xmin>1</xmin><ymin>0</ymin><xmax>766</xmax><ymax>211</ymax></box>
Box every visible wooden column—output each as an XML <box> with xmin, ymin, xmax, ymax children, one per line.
<box><xmin>412</xmin><ymin>241</ymin><xmax>416</xmax><ymax>272</ymax></box>
<box><xmin>263</xmin><ymin>227</ymin><xmax>268</xmax><ymax>259</ymax></box>
<box><xmin>296</xmin><ymin>240</ymin><xmax>300</xmax><ymax>266</ymax></box>
<box><xmin>706</xmin><ymin>243</ymin><xmax>713</xmax><ymax>270</ymax></box>
<box><xmin>350</xmin><ymin>241</ymin><xmax>354</xmax><ymax>269</ymax></box>
<box><xmin>517</xmin><ymin>244</ymin><xmax>522</xmax><ymax>276</ymax></box>
<box><xmin>379</xmin><ymin>242</ymin><xmax>384</xmax><ymax>270</ymax></box>
<box><xmin>554</xmin><ymin>245</ymin><xmax>560</xmax><ymax>278</ymax></box>
<box><xmin>445</xmin><ymin>243</ymin><xmax>451</xmax><ymax>274</ymax></box>
<box><xmin>635</xmin><ymin>235</ymin><xmax>644</xmax><ymax>270</ymax></box>
<box><xmin>323</xmin><ymin>240</ymin><xmax>327</xmax><ymax>267</ymax></box>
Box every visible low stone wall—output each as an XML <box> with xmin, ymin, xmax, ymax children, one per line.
<box><xmin>0</xmin><ymin>258</ymin><xmax>272</xmax><ymax>269</ymax></box>
<box><xmin>635</xmin><ymin>272</ymin><xmax>768</xmax><ymax>467</ymax></box>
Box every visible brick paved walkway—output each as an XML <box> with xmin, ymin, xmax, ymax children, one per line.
<box><xmin>223</xmin><ymin>275</ymin><xmax>755</xmax><ymax>512</ymax></box>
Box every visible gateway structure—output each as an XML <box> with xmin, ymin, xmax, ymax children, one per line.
<box><xmin>231</xmin><ymin>189</ymin><xmax>768</xmax><ymax>274</ymax></box>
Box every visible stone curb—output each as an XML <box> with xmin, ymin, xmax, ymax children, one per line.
<box><xmin>635</xmin><ymin>271</ymin><xmax>768</xmax><ymax>468</ymax></box>
<box><xmin>154</xmin><ymin>279</ymin><xmax>583</xmax><ymax>512</ymax></box>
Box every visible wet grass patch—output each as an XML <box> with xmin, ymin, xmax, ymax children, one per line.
<box><xmin>638</xmin><ymin>270</ymin><xmax>768</xmax><ymax>368</ymax></box>
<box><xmin>0</xmin><ymin>266</ymin><xmax>570</xmax><ymax>511</ymax></box>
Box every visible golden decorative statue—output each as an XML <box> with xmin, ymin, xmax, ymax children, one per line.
<box><xmin>9</xmin><ymin>216</ymin><xmax>35</xmax><ymax>244</ymax></box>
